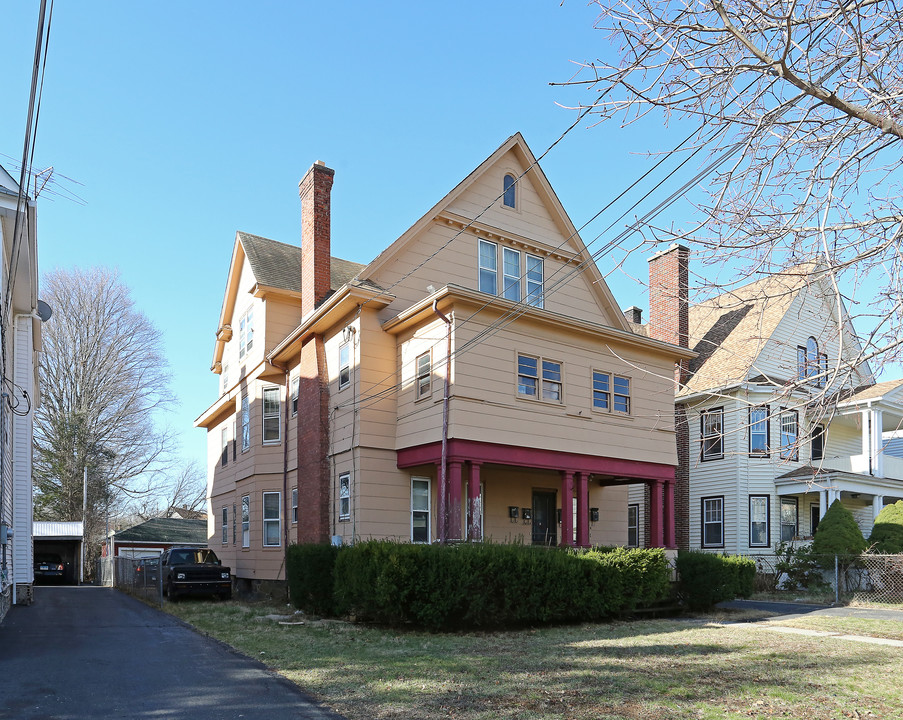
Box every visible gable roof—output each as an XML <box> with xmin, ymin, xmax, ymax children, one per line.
<box><xmin>113</xmin><ymin>517</ymin><xmax>207</xmax><ymax>544</ymax></box>
<box><xmin>679</xmin><ymin>263</ymin><xmax>820</xmax><ymax>397</ymax></box>
<box><xmin>238</xmin><ymin>232</ymin><xmax>364</xmax><ymax>293</ymax></box>
<box><xmin>358</xmin><ymin>132</ymin><xmax>631</xmax><ymax>333</ymax></box>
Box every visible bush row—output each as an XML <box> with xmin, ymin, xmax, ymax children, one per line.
<box><xmin>287</xmin><ymin>541</ymin><xmax>672</xmax><ymax>630</ymax></box>
<box><xmin>675</xmin><ymin>551</ymin><xmax>756</xmax><ymax>610</ymax></box>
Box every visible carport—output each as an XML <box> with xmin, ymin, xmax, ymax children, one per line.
<box><xmin>33</xmin><ymin>521</ymin><xmax>84</xmax><ymax>584</ymax></box>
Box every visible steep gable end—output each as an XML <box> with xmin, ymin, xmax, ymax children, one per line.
<box><xmin>359</xmin><ymin>133</ymin><xmax>630</xmax><ymax>330</ymax></box>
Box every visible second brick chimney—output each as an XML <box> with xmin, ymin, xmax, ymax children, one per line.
<box><xmin>647</xmin><ymin>243</ymin><xmax>689</xmax><ymax>351</ymax></box>
<box><xmin>299</xmin><ymin>161</ymin><xmax>335</xmax><ymax>316</ymax></box>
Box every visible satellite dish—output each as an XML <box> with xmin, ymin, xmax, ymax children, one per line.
<box><xmin>36</xmin><ymin>299</ymin><xmax>52</xmax><ymax>322</ymax></box>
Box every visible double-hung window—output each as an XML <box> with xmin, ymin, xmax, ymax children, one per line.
<box><xmin>592</xmin><ymin>371</ymin><xmax>610</xmax><ymax>410</ymax></box>
<box><xmin>241</xmin><ymin>495</ymin><xmax>250</xmax><ymax>548</ymax></box>
<box><xmin>701</xmin><ymin>408</ymin><xmax>724</xmax><ymax>460</ymax></box>
<box><xmin>525</xmin><ymin>254</ymin><xmax>543</xmax><ymax>308</ymax></box>
<box><xmin>613</xmin><ymin>376</ymin><xmax>630</xmax><ymax>413</ymax></box>
<box><xmin>241</xmin><ymin>395</ymin><xmax>250</xmax><ymax>451</ymax></box>
<box><xmin>780</xmin><ymin>409</ymin><xmax>799</xmax><ymax>460</ymax></box>
<box><xmin>262</xmin><ymin>492</ymin><xmax>280</xmax><ymax>547</ymax></box>
<box><xmin>411</xmin><ymin>477</ymin><xmax>430</xmax><ymax>543</ymax></box>
<box><xmin>239</xmin><ymin>307</ymin><xmax>254</xmax><ymax>360</ymax></box>
<box><xmin>517</xmin><ymin>354</ymin><xmax>561</xmax><ymax>401</ymax></box>
<box><xmin>798</xmin><ymin>337</ymin><xmax>828</xmax><ymax>387</ymax></box>
<box><xmin>222</xmin><ymin>507</ymin><xmax>228</xmax><ymax>545</ymax></box>
<box><xmin>780</xmin><ymin>497</ymin><xmax>798</xmax><ymax>541</ymax></box>
<box><xmin>291</xmin><ymin>377</ymin><xmax>299</xmax><ymax>416</ymax></box>
<box><xmin>478</xmin><ymin>240</ymin><xmax>498</xmax><ymax>295</ymax></box>
<box><xmin>339</xmin><ymin>473</ymin><xmax>351</xmax><ymax>521</ymax></box>
<box><xmin>221</xmin><ymin>363</ymin><xmax>229</xmax><ymax>395</ymax></box>
<box><xmin>749</xmin><ymin>495</ymin><xmax>770</xmax><ymax>547</ymax></box>
<box><xmin>416</xmin><ymin>351</ymin><xmax>431</xmax><ymax>400</ymax></box>
<box><xmin>593</xmin><ymin>371</ymin><xmax>630</xmax><ymax>414</ymax></box>
<box><xmin>811</xmin><ymin>424</ymin><xmax>825</xmax><ymax>461</ymax></box>
<box><xmin>702</xmin><ymin>497</ymin><xmax>724</xmax><ymax>547</ymax></box>
<box><xmin>262</xmin><ymin>386</ymin><xmax>280</xmax><ymax>444</ymax></box>
<box><xmin>221</xmin><ymin>427</ymin><xmax>229</xmax><ymax>467</ymax></box>
<box><xmin>291</xmin><ymin>487</ymin><xmax>298</xmax><ymax>524</ymax></box>
<box><xmin>749</xmin><ymin>406</ymin><xmax>769</xmax><ymax>457</ymax></box>
<box><xmin>627</xmin><ymin>504</ymin><xmax>639</xmax><ymax>547</ymax></box>
<box><xmin>502</xmin><ymin>247</ymin><xmax>521</xmax><ymax>301</ymax></box>
<box><xmin>339</xmin><ymin>342</ymin><xmax>351</xmax><ymax>390</ymax></box>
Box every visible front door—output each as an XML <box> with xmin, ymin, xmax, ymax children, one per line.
<box><xmin>532</xmin><ymin>491</ymin><xmax>557</xmax><ymax>546</ymax></box>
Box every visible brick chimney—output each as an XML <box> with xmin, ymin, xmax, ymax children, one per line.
<box><xmin>299</xmin><ymin>161</ymin><xmax>335</xmax><ymax>316</ymax></box>
<box><xmin>623</xmin><ymin>306</ymin><xmax>643</xmax><ymax>325</ymax></box>
<box><xmin>647</xmin><ymin>244</ymin><xmax>689</xmax><ymax>351</ymax></box>
<box><xmin>646</xmin><ymin>243</ymin><xmax>691</xmax><ymax>551</ymax></box>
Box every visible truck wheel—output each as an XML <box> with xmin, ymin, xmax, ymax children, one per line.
<box><xmin>219</xmin><ymin>590</ymin><xmax>232</xmax><ymax>601</ymax></box>
<box><xmin>166</xmin><ymin>580</ymin><xmax>179</xmax><ymax>602</ymax></box>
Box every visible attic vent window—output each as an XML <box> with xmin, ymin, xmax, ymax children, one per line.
<box><xmin>503</xmin><ymin>174</ymin><xmax>516</xmax><ymax>208</ymax></box>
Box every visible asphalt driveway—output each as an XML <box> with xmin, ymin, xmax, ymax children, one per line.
<box><xmin>0</xmin><ymin>586</ymin><xmax>346</xmax><ymax>720</ymax></box>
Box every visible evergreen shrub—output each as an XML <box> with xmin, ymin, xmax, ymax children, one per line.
<box><xmin>286</xmin><ymin>543</ymin><xmax>339</xmax><ymax>616</ymax></box>
<box><xmin>811</xmin><ymin>499</ymin><xmax>867</xmax><ymax>562</ymax></box>
<box><xmin>869</xmin><ymin>500</ymin><xmax>903</xmax><ymax>554</ymax></box>
<box><xmin>675</xmin><ymin>551</ymin><xmax>756</xmax><ymax>610</ymax></box>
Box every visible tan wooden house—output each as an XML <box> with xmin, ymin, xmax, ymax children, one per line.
<box><xmin>195</xmin><ymin>134</ymin><xmax>693</xmax><ymax>588</ymax></box>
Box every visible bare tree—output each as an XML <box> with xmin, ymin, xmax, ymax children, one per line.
<box><xmin>567</xmin><ymin>0</ymin><xmax>903</xmax><ymax>373</ymax></box>
<box><xmin>33</xmin><ymin>267</ymin><xmax>174</xmax><ymax>569</ymax></box>
<box><xmin>128</xmin><ymin>461</ymin><xmax>207</xmax><ymax>522</ymax></box>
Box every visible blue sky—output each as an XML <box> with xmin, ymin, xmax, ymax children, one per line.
<box><xmin>0</xmin><ymin>2</ymin><xmax>716</xmax><ymax>474</ymax></box>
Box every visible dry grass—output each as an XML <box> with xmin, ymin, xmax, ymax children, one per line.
<box><xmin>167</xmin><ymin>600</ymin><xmax>903</xmax><ymax>720</ymax></box>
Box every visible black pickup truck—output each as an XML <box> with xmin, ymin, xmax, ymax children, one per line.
<box><xmin>160</xmin><ymin>547</ymin><xmax>232</xmax><ymax>601</ymax></box>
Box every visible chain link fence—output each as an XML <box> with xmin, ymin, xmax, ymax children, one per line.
<box><xmin>96</xmin><ymin>556</ymin><xmax>163</xmax><ymax>607</ymax></box>
<box><xmin>749</xmin><ymin>552</ymin><xmax>903</xmax><ymax>605</ymax></box>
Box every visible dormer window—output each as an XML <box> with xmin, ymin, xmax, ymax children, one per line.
<box><xmin>503</xmin><ymin>174</ymin><xmax>516</xmax><ymax>208</ymax></box>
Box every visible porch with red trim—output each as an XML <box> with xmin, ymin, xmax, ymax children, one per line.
<box><xmin>397</xmin><ymin>438</ymin><xmax>677</xmax><ymax>548</ymax></box>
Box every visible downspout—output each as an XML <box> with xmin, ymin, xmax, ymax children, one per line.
<box><xmin>432</xmin><ymin>300</ymin><xmax>452</xmax><ymax>544</ymax></box>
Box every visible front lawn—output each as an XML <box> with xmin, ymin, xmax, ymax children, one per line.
<box><xmin>167</xmin><ymin>601</ymin><xmax>903</xmax><ymax>720</ymax></box>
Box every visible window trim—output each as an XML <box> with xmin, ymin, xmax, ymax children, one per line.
<box><xmin>241</xmin><ymin>495</ymin><xmax>250</xmax><ymax>549</ymax></box>
<box><xmin>701</xmin><ymin>495</ymin><xmax>725</xmax><ymax>548</ymax></box>
<box><xmin>221</xmin><ymin>507</ymin><xmax>228</xmax><ymax>545</ymax></box>
<box><xmin>780</xmin><ymin>496</ymin><xmax>799</xmax><ymax>542</ymax></box>
<box><xmin>749</xmin><ymin>495</ymin><xmax>770</xmax><ymax>548</ymax></box>
<box><xmin>525</xmin><ymin>253</ymin><xmax>543</xmax><ymax>308</ymax></box>
<box><xmin>748</xmin><ymin>405</ymin><xmax>770</xmax><ymax>457</ymax></box>
<box><xmin>411</xmin><ymin>476</ymin><xmax>431</xmax><ymax>544</ymax></box>
<box><xmin>780</xmin><ymin>408</ymin><xmax>799</xmax><ymax>461</ymax></box>
<box><xmin>478</xmin><ymin>239</ymin><xmax>498</xmax><ymax>296</ymax></box>
<box><xmin>415</xmin><ymin>350</ymin><xmax>431</xmax><ymax>401</ymax></box>
<box><xmin>339</xmin><ymin>342</ymin><xmax>351</xmax><ymax>390</ymax></box>
<box><xmin>502</xmin><ymin>173</ymin><xmax>517</xmax><ymax>208</ymax></box>
<box><xmin>627</xmin><ymin>504</ymin><xmax>639</xmax><ymax>548</ymax></box>
<box><xmin>339</xmin><ymin>472</ymin><xmax>351</xmax><ymax>522</ymax></box>
<box><xmin>502</xmin><ymin>247</ymin><xmax>521</xmax><ymax>301</ymax></box>
<box><xmin>262</xmin><ymin>491</ymin><xmax>281</xmax><ymax>547</ymax></box>
<box><xmin>700</xmin><ymin>407</ymin><xmax>724</xmax><ymax>461</ymax></box>
<box><xmin>291</xmin><ymin>377</ymin><xmax>299</xmax><ymax>417</ymax></box>
<box><xmin>262</xmin><ymin>386</ymin><xmax>281</xmax><ymax>444</ymax></box>
<box><xmin>291</xmin><ymin>487</ymin><xmax>298</xmax><ymax>524</ymax></box>
<box><xmin>811</xmin><ymin>423</ymin><xmax>825</xmax><ymax>461</ymax></box>
<box><xmin>239</xmin><ymin>306</ymin><xmax>254</xmax><ymax>360</ymax></box>
<box><xmin>241</xmin><ymin>395</ymin><xmax>250</xmax><ymax>452</ymax></box>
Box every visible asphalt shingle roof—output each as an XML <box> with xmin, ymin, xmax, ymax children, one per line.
<box><xmin>114</xmin><ymin>518</ymin><xmax>207</xmax><ymax>544</ymax></box>
<box><xmin>676</xmin><ymin>264</ymin><xmax>820</xmax><ymax>397</ymax></box>
<box><xmin>237</xmin><ymin>232</ymin><xmax>364</xmax><ymax>293</ymax></box>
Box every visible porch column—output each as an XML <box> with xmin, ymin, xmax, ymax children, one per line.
<box><xmin>467</xmin><ymin>462</ymin><xmax>483</xmax><ymax>542</ymax></box>
<box><xmin>819</xmin><ymin>490</ymin><xmax>827</xmax><ymax>520</ymax></box>
<box><xmin>560</xmin><ymin>471</ymin><xmax>574</xmax><ymax>547</ymax></box>
<box><xmin>665</xmin><ymin>479</ymin><xmax>676</xmax><ymax>549</ymax></box>
<box><xmin>448</xmin><ymin>461</ymin><xmax>463</xmax><ymax>542</ymax></box>
<box><xmin>873</xmin><ymin>495</ymin><xmax>885</xmax><ymax>522</ymax></box>
<box><xmin>436</xmin><ymin>460</ymin><xmax>447</xmax><ymax>542</ymax></box>
<box><xmin>649</xmin><ymin>480</ymin><xmax>664</xmax><ymax>548</ymax></box>
<box><xmin>576</xmin><ymin>472</ymin><xmax>589</xmax><ymax>547</ymax></box>
<box><xmin>873</xmin><ymin>409</ymin><xmax>885</xmax><ymax>477</ymax></box>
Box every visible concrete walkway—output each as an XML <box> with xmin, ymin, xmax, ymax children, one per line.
<box><xmin>0</xmin><ymin>586</ymin><xmax>347</xmax><ymax>720</ymax></box>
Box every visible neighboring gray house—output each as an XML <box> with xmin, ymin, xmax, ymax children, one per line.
<box><xmin>108</xmin><ymin>518</ymin><xmax>208</xmax><ymax>559</ymax></box>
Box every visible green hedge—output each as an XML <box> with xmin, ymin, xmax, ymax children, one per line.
<box><xmin>286</xmin><ymin>543</ymin><xmax>340</xmax><ymax>616</ymax></box>
<box><xmin>675</xmin><ymin>551</ymin><xmax>756</xmax><ymax>610</ymax></box>
<box><xmin>288</xmin><ymin>541</ymin><xmax>671</xmax><ymax>630</ymax></box>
